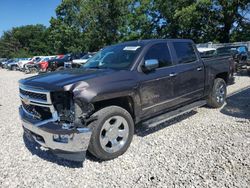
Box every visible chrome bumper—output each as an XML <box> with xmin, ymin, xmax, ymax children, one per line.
<box><xmin>20</xmin><ymin>107</ymin><xmax>92</xmax><ymax>158</ymax></box>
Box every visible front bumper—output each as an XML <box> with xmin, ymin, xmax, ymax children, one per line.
<box><xmin>19</xmin><ymin>107</ymin><xmax>92</xmax><ymax>161</ymax></box>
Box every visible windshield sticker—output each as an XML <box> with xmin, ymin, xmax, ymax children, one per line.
<box><xmin>123</xmin><ymin>46</ymin><xmax>141</xmax><ymax>51</ymax></box>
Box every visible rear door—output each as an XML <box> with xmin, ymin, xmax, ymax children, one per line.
<box><xmin>171</xmin><ymin>41</ymin><xmax>205</xmax><ymax>105</ymax></box>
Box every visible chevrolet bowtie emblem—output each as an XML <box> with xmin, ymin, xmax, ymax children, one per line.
<box><xmin>23</xmin><ymin>95</ymin><xmax>31</xmax><ymax>105</ymax></box>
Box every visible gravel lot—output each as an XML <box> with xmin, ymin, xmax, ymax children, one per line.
<box><xmin>0</xmin><ymin>69</ymin><xmax>249</xmax><ymax>188</ymax></box>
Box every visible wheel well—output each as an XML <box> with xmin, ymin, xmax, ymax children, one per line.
<box><xmin>93</xmin><ymin>97</ymin><xmax>135</xmax><ymax>119</ymax></box>
<box><xmin>215</xmin><ymin>72</ymin><xmax>228</xmax><ymax>84</ymax></box>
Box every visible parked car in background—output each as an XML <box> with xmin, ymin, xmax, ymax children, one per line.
<box><xmin>215</xmin><ymin>46</ymin><xmax>248</xmax><ymax>73</ymax></box>
<box><xmin>0</xmin><ymin>58</ymin><xmax>7</xmax><ymax>62</ymax></box>
<box><xmin>19</xmin><ymin>39</ymin><xmax>234</xmax><ymax>162</ymax></box>
<box><xmin>7</xmin><ymin>60</ymin><xmax>19</xmax><ymax>70</ymax></box>
<box><xmin>233</xmin><ymin>46</ymin><xmax>248</xmax><ymax>72</ymax></box>
<box><xmin>198</xmin><ymin>47</ymin><xmax>216</xmax><ymax>58</ymax></box>
<box><xmin>1</xmin><ymin>59</ymin><xmax>13</xmax><ymax>68</ymax></box>
<box><xmin>24</xmin><ymin>56</ymin><xmax>56</xmax><ymax>74</ymax></box>
<box><xmin>247</xmin><ymin>52</ymin><xmax>250</xmax><ymax>75</ymax></box>
<box><xmin>43</xmin><ymin>54</ymin><xmax>75</xmax><ymax>72</ymax></box>
<box><xmin>6</xmin><ymin>58</ymin><xmax>25</xmax><ymax>70</ymax></box>
<box><xmin>0</xmin><ymin>58</ymin><xmax>7</xmax><ymax>67</ymax></box>
<box><xmin>17</xmin><ymin>58</ymin><xmax>33</xmax><ymax>71</ymax></box>
<box><xmin>18</xmin><ymin>57</ymin><xmax>40</xmax><ymax>71</ymax></box>
<box><xmin>72</xmin><ymin>53</ymin><xmax>96</xmax><ymax>65</ymax></box>
<box><xmin>38</xmin><ymin>55</ymin><xmax>65</xmax><ymax>72</ymax></box>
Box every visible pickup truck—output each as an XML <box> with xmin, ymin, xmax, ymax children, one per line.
<box><xmin>19</xmin><ymin>39</ymin><xmax>232</xmax><ymax>162</ymax></box>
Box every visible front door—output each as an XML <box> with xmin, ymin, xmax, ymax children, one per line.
<box><xmin>138</xmin><ymin>42</ymin><xmax>177</xmax><ymax>118</ymax></box>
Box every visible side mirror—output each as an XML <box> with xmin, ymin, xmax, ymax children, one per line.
<box><xmin>143</xmin><ymin>59</ymin><xmax>159</xmax><ymax>72</ymax></box>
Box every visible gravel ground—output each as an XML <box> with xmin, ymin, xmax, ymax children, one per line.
<box><xmin>0</xmin><ymin>69</ymin><xmax>249</xmax><ymax>188</ymax></box>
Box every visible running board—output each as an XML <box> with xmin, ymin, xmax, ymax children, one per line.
<box><xmin>142</xmin><ymin>100</ymin><xmax>207</xmax><ymax>127</ymax></box>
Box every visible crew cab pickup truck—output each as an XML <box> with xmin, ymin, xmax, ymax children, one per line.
<box><xmin>19</xmin><ymin>39</ymin><xmax>232</xmax><ymax>162</ymax></box>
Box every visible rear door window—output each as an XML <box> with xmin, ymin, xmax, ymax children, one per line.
<box><xmin>173</xmin><ymin>42</ymin><xmax>197</xmax><ymax>64</ymax></box>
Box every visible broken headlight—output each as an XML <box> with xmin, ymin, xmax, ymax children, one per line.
<box><xmin>51</xmin><ymin>91</ymin><xmax>75</xmax><ymax>123</ymax></box>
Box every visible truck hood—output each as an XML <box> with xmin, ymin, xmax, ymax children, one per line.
<box><xmin>19</xmin><ymin>68</ymin><xmax>118</xmax><ymax>91</ymax></box>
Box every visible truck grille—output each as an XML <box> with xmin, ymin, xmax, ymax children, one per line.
<box><xmin>19</xmin><ymin>88</ymin><xmax>47</xmax><ymax>101</ymax></box>
<box><xmin>22</xmin><ymin>101</ymin><xmax>52</xmax><ymax>120</ymax></box>
<box><xmin>19</xmin><ymin>86</ymin><xmax>56</xmax><ymax>120</ymax></box>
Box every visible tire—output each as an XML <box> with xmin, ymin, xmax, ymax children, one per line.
<box><xmin>11</xmin><ymin>65</ymin><xmax>17</xmax><ymax>71</ymax></box>
<box><xmin>24</xmin><ymin>68</ymin><xmax>30</xmax><ymax>74</ymax></box>
<box><xmin>207</xmin><ymin>78</ymin><xmax>227</xmax><ymax>108</ymax></box>
<box><xmin>247</xmin><ymin>68</ymin><xmax>250</xmax><ymax>76</ymax></box>
<box><xmin>30</xmin><ymin>67</ymin><xmax>38</xmax><ymax>74</ymax></box>
<box><xmin>88</xmin><ymin>106</ymin><xmax>134</xmax><ymax>160</ymax></box>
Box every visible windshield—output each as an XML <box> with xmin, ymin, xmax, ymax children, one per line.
<box><xmin>83</xmin><ymin>44</ymin><xmax>142</xmax><ymax>70</ymax></box>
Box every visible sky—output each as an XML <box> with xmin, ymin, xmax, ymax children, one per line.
<box><xmin>0</xmin><ymin>0</ymin><xmax>61</xmax><ymax>36</ymax></box>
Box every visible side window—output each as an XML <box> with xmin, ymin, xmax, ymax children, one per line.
<box><xmin>145</xmin><ymin>43</ymin><xmax>172</xmax><ymax>68</ymax></box>
<box><xmin>173</xmin><ymin>42</ymin><xmax>197</xmax><ymax>64</ymax></box>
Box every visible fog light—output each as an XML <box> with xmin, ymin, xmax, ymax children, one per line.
<box><xmin>53</xmin><ymin>134</ymin><xmax>69</xmax><ymax>143</ymax></box>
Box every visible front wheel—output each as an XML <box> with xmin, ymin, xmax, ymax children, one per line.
<box><xmin>207</xmin><ymin>78</ymin><xmax>227</xmax><ymax>108</ymax></box>
<box><xmin>88</xmin><ymin>106</ymin><xmax>134</xmax><ymax>160</ymax></box>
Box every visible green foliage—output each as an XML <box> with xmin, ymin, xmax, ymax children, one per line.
<box><xmin>0</xmin><ymin>0</ymin><xmax>249</xmax><ymax>58</ymax></box>
<box><xmin>48</xmin><ymin>0</ymin><xmax>83</xmax><ymax>53</ymax></box>
<box><xmin>0</xmin><ymin>25</ymin><xmax>50</xmax><ymax>58</ymax></box>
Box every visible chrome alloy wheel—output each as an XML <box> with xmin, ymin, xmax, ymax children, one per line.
<box><xmin>99</xmin><ymin>116</ymin><xmax>129</xmax><ymax>153</ymax></box>
<box><xmin>216</xmin><ymin>83</ymin><xmax>226</xmax><ymax>103</ymax></box>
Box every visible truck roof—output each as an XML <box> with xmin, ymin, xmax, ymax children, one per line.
<box><xmin>111</xmin><ymin>39</ymin><xmax>194</xmax><ymax>47</ymax></box>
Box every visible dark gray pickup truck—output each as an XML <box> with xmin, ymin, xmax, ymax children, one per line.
<box><xmin>19</xmin><ymin>39</ymin><xmax>233</xmax><ymax>162</ymax></box>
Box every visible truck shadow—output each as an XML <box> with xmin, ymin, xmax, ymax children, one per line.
<box><xmin>235</xmin><ymin>70</ymin><xmax>250</xmax><ymax>77</ymax></box>
<box><xmin>135</xmin><ymin>111</ymin><xmax>197</xmax><ymax>137</ymax></box>
<box><xmin>23</xmin><ymin>133</ymin><xmax>105</xmax><ymax>166</ymax></box>
<box><xmin>23</xmin><ymin>134</ymin><xmax>84</xmax><ymax>168</ymax></box>
<box><xmin>220</xmin><ymin>88</ymin><xmax>250</xmax><ymax>119</ymax></box>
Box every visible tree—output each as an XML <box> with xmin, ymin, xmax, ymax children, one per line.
<box><xmin>131</xmin><ymin>0</ymin><xmax>250</xmax><ymax>43</ymax></box>
<box><xmin>48</xmin><ymin>0</ymin><xmax>83</xmax><ymax>53</ymax></box>
<box><xmin>213</xmin><ymin>0</ymin><xmax>250</xmax><ymax>42</ymax></box>
<box><xmin>0</xmin><ymin>25</ymin><xmax>50</xmax><ymax>58</ymax></box>
<box><xmin>79</xmin><ymin>0</ymin><xmax>132</xmax><ymax>51</ymax></box>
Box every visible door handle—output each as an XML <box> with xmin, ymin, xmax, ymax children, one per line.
<box><xmin>169</xmin><ymin>73</ymin><xmax>178</xmax><ymax>77</ymax></box>
<box><xmin>197</xmin><ymin>67</ymin><xmax>203</xmax><ymax>71</ymax></box>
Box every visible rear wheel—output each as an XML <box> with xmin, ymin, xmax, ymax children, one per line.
<box><xmin>247</xmin><ymin>68</ymin><xmax>250</xmax><ymax>76</ymax></box>
<box><xmin>88</xmin><ymin>106</ymin><xmax>134</xmax><ymax>160</ymax></box>
<box><xmin>207</xmin><ymin>78</ymin><xmax>227</xmax><ymax>108</ymax></box>
<box><xmin>11</xmin><ymin>65</ymin><xmax>17</xmax><ymax>71</ymax></box>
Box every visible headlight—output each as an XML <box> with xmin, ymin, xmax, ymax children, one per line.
<box><xmin>51</xmin><ymin>91</ymin><xmax>74</xmax><ymax>123</ymax></box>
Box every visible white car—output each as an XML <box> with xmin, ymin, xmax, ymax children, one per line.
<box><xmin>197</xmin><ymin>47</ymin><xmax>216</xmax><ymax>53</ymax></box>
<box><xmin>72</xmin><ymin>53</ymin><xmax>95</xmax><ymax>65</ymax></box>
<box><xmin>198</xmin><ymin>47</ymin><xmax>216</xmax><ymax>58</ymax></box>
<box><xmin>18</xmin><ymin>56</ymin><xmax>46</xmax><ymax>70</ymax></box>
<box><xmin>17</xmin><ymin>58</ymin><xmax>33</xmax><ymax>69</ymax></box>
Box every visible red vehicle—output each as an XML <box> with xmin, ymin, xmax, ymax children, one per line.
<box><xmin>38</xmin><ymin>55</ymin><xmax>64</xmax><ymax>72</ymax></box>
